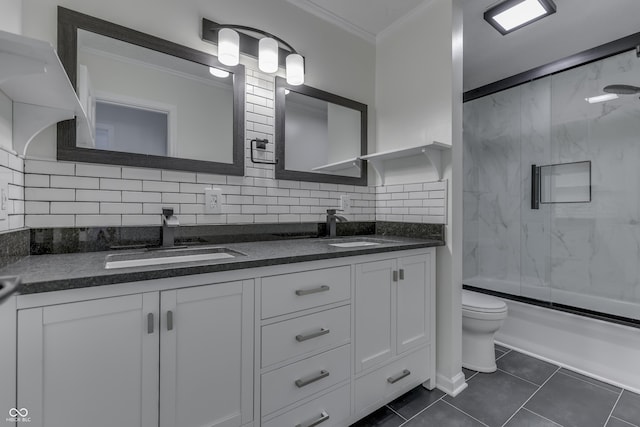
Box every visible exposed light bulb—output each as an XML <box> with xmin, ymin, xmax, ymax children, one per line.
<box><xmin>584</xmin><ymin>93</ymin><xmax>618</xmax><ymax>104</ymax></box>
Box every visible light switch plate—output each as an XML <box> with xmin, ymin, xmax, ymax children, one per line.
<box><xmin>204</xmin><ymin>187</ymin><xmax>222</xmax><ymax>214</ymax></box>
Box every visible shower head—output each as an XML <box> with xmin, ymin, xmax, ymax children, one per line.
<box><xmin>603</xmin><ymin>84</ymin><xmax>640</xmax><ymax>95</ymax></box>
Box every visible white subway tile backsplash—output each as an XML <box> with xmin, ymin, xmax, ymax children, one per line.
<box><xmin>100</xmin><ymin>203</ymin><xmax>142</xmax><ymax>214</ymax></box>
<box><xmin>161</xmin><ymin>170</ymin><xmax>196</xmax><ymax>183</ymax></box>
<box><xmin>122</xmin><ymin>215</ymin><xmax>161</xmax><ymax>226</ymax></box>
<box><xmin>25</xmin><ymin>201</ymin><xmax>49</xmax><ymax>214</ymax></box>
<box><xmin>227</xmin><ymin>214</ymin><xmax>254</xmax><ymax>223</ymax></box>
<box><xmin>50</xmin><ymin>202</ymin><xmax>99</xmax><ymax>215</ymax></box>
<box><xmin>25</xmin><ymin>188</ymin><xmax>74</xmax><ymax>201</ymax></box>
<box><xmin>196</xmin><ymin>214</ymin><xmax>226</xmax><ymax>224</ymax></box>
<box><xmin>266</xmin><ymin>187</ymin><xmax>289</xmax><ymax>197</ymax></box>
<box><xmin>26</xmin><ymin>214</ymin><xmax>74</xmax><ymax>227</ymax></box>
<box><xmin>267</xmin><ymin>205</ymin><xmax>289</xmax><ymax>214</ymax></box>
<box><xmin>241</xmin><ymin>205</ymin><xmax>267</xmax><ymax>214</ymax></box>
<box><xmin>9</xmin><ymin>215</ymin><xmax>24</xmax><ymax>229</ymax></box>
<box><xmin>196</xmin><ymin>173</ymin><xmax>226</xmax><ymax>185</ymax></box>
<box><xmin>143</xmin><ymin>180</ymin><xmax>179</xmax><ymax>193</ymax></box>
<box><xmin>8</xmin><ymin>184</ymin><xmax>22</xmax><ymax>200</ymax></box>
<box><xmin>76</xmin><ymin>215</ymin><xmax>122</xmax><ymax>227</ymax></box>
<box><xmin>25</xmin><ymin>174</ymin><xmax>49</xmax><ymax>187</ymax></box>
<box><xmin>26</xmin><ymin>160</ymin><xmax>74</xmax><ymax>175</ymax></box>
<box><xmin>77</xmin><ymin>189</ymin><xmax>121</xmax><ymax>202</ymax></box>
<box><xmin>50</xmin><ymin>175</ymin><xmax>99</xmax><ymax>189</ymax></box>
<box><xmin>241</xmin><ymin>186</ymin><xmax>266</xmax><ymax>196</ymax></box>
<box><xmin>429</xmin><ymin>190</ymin><xmax>446</xmax><ymax>199</ymax></box>
<box><xmin>142</xmin><ymin>203</ymin><xmax>179</xmax><ymax>215</ymax></box>
<box><xmin>162</xmin><ymin>193</ymin><xmax>196</xmax><ymax>204</ymax></box>
<box><xmin>76</xmin><ymin>164</ymin><xmax>121</xmax><ymax>178</ymax></box>
<box><xmin>122</xmin><ymin>191</ymin><xmax>160</xmax><ymax>203</ymax></box>
<box><xmin>122</xmin><ymin>167</ymin><xmax>162</xmax><ymax>180</ymax></box>
<box><xmin>100</xmin><ymin>178</ymin><xmax>142</xmax><ymax>191</ymax></box>
<box><xmin>7</xmin><ymin>155</ymin><xmax>23</xmax><ymax>172</ymax></box>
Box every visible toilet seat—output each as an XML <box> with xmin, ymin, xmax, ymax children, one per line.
<box><xmin>462</xmin><ymin>290</ymin><xmax>507</xmax><ymax>314</ymax></box>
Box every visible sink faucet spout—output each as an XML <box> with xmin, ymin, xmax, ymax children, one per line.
<box><xmin>162</xmin><ymin>207</ymin><xmax>179</xmax><ymax>247</ymax></box>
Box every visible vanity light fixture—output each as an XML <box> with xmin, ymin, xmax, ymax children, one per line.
<box><xmin>203</xmin><ymin>22</ymin><xmax>304</xmax><ymax>85</ymax></box>
<box><xmin>484</xmin><ymin>0</ymin><xmax>556</xmax><ymax>35</ymax></box>
<box><xmin>208</xmin><ymin>67</ymin><xmax>230</xmax><ymax>78</ymax></box>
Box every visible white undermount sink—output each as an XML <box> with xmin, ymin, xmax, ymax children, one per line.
<box><xmin>104</xmin><ymin>246</ymin><xmax>245</xmax><ymax>269</ymax></box>
<box><xmin>316</xmin><ymin>237</ymin><xmax>401</xmax><ymax>248</ymax></box>
<box><xmin>329</xmin><ymin>241</ymin><xmax>381</xmax><ymax>248</ymax></box>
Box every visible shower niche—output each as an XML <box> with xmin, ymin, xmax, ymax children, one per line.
<box><xmin>531</xmin><ymin>161</ymin><xmax>591</xmax><ymax>209</ymax></box>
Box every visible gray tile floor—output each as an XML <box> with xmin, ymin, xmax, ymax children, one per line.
<box><xmin>351</xmin><ymin>345</ymin><xmax>640</xmax><ymax>427</ymax></box>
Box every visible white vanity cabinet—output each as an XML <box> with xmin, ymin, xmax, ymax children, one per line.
<box><xmin>353</xmin><ymin>250</ymin><xmax>436</xmax><ymax>418</ymax></box>
<box><xmin>11</xmin><ymin>246</ymin><xmax>437</xmax><ymax>427</ymax></box>
<box><xmin>16</xmin><ymin>280</ymin><xmax>254</xmax><ymax>427</ymax></box>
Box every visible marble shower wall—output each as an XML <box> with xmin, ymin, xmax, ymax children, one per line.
<box><xmin>463</xmin><ymin>49</ymin><xmax>640</xmax><ymax>319</ymax></box>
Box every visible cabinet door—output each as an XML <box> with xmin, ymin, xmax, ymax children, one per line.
<box><xmin>160</xmin><ymin>281</ymin><xmax>253</xmax><ymax>427</ymax></box>
<box><xmin>355</xmin><ymin>259</ymin><xmax>395</xmax><ymax>372</ymax></box>
<box><xmin>396</xmin><ymin>253</ymin><xmax>432</xmax><ymax>355</ymax></box>
<box><xmin>17</xmin><ymin>293</ymin><xmax>159</xmax><ymax>427</ymax></box>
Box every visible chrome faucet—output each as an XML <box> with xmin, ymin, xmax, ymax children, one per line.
<box><xmin>326</xmin><ymin>209</ymin><xmax>347</xmax><ymax>238</ymax></box>
<box><xmin>161</xmin><ymin>207</ymin><xmax>179</xmax><ymax>247</ymax></box>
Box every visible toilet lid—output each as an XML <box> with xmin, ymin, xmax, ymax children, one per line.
<box><xmin>462</xmin><ymin>290</ymin><xmax>507</xmax><ymax>313</ymax></box>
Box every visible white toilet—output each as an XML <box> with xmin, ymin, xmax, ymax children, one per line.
<box><xmin>462</xmin><ymin>290</ymin><xmax>508</xmax><ymax>373</ymax></box>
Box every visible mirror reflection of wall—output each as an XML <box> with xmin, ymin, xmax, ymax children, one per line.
<box><xmin>283</xmin><ymin>91</ymin><xmax>362</xmax><ymax>178</ymax></box>
<box><xmin>76</xmin><ymin>29</ymin><xmax>234</xmax><ymax>164</ymax></box>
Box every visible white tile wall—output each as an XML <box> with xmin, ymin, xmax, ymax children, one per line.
<box><xmin>19</xmin><ymin>69</ymin><xmax>447</xmax><ymax>228</ymax></box>
<box><xmin>375</xmin><ymin>180</ymin><xmax>447</xmax><ymax>224</ymax></box>
<box><xmin>0</xmin><ymin>147</ymin><xmax>24</xmax><ymax>231</ymax></box>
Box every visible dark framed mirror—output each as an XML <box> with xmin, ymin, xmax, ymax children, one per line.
<box><xmin>275</xmin><ymin>77</ymin><xmax>368</xmax><ymax>186</ymax></box>
<box><xmin>57</xmin><ymin>7</ymin><xmax>245</xmax><ymax>175</ymax></box>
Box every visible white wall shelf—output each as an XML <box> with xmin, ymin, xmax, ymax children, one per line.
<box><xmin>0</xmin><ymin>30</ymin><xmax>93</xmax><ymax>156</ymax></box>
<box><xmin>311</xmin><ymin>157</ymin><xmax>361</xmax><ymax>173</ymax></box>
<box><xmin>359</xmin><ymin>141</ymin><xmax>451</xmax><ymax>183</ymax></box>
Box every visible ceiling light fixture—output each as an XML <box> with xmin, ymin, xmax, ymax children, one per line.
<box><xmin>484</xmin><ymin>0</ymin><xmax>556</xmax><ymax>35</ymax></box>
<box><xmin>203</xmin><ymin>22</ymin><xmax>305</xmax><ymax>85</ymax></box>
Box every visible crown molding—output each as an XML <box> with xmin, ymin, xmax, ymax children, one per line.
<box><xmin>286</xmin><ymin>0</ymin><xmax>376</xmax><ymax>44</ymax></box>
<box><xmin>376</xmin><ymin>0</ymin><xmax>434</xmax><ymax>43</ymax></box>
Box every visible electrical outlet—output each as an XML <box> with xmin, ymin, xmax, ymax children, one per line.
<box><xmin>339</xmin><ymin>194</ymin><xmax>351</xmax><ymax>213</ymax></box>
<box><xmin>204</xmin><ymin>187</ymin><xmax>223</xmax><ymax>214</ymax></box>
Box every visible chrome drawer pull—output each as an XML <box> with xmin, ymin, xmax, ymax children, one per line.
<box><xmin>295</xmin><ymin>285</ymin><xmax>330</xmax><ymax>296</ymax></box>
<box><xmin>296</xmin><ymin>328</ymin><xmax>330</xmax><ymax>342</ymax></box>
<box><xmin>387</xmin><ymin>369</ymin><xmax>411</xmax><ymax>384</ymax></box>
<box><xmin>393</xmin><ymin>270</ymin><xmax>398</xmax><ymax>282</ymax></box>
<box><xmin>399</xmin><ymin>268</ymin><xmax>405</xmax><ymax>280</ymax></box>
<box><xmin>295</xmin><ymin>370</ymin><xmax>330</xmax><ymax>388</ymax></box>
<box><xmin>295</xmin><ymin>411</ymin><xmax>330</xmax><ymax>427</ymax></box>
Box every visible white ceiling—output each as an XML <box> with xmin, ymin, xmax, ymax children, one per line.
<box><xmin>288</xmin><ymin>0</ymin><xmax>640</xmax><ymax>92</ymax></box>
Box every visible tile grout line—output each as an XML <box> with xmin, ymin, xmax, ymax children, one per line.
<box><xmin>609</xmin><ymin>416</ymin><xmax>639</xmax><ymax>427</ymax></box>
<box><xmin>556</xmin><ymin>370</ymin><xmax>623</xmax><ymax>395</ymax></box>
<box><xmin>603</xmin><ymin>389</ymin><xmax>624</xmax><ymax>427</ymax></box>
<box><xmin>440</xmin><ymin>399</ymin><xmax>491</xmax><ymax>427</ymax></box>
<box><xmin>499</xmin><ymin>365</ymin><xmax>562</xmax><ymax>427</ymax></box>
<box><xmin>397</xmin><ymin>395</ymin><xmax>447</xmax><ymax>427</ymax></box>
<box><xmin>521</xmin><ymin>407</ymin><xmax>564</xmax><ymax>427</ymax></box>
<box><xmin>496</xmin><ymin>367</ymin><xmax>549</xmax><ymax>388</ymax></box>
<box><xmin>385</xmin><ymin>405</ymin><xmax>408</xmax><ymax>421</ymax></box>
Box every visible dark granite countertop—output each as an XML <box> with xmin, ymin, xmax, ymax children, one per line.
<box><xmin>0</xmin><ymin>235</ymin><xmax>444</xmax><ymax>294</ymax></box>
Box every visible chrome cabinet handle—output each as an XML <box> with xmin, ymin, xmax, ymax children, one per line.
<box><xmin>147</xmin><ymin>313</ymin><xmax>154</xmax><ymax>334</ymax></box>
<box><xmin>387</xmin><ymin>369</ymin><xmax>411</xmax><ymax>384</ymax></box>
<box><xmin>166</xmin><ymin>310</ymin><xmax>174</xmax><ymax>331</ymax></box>
<box><xmin>393</xmin><ymin>270</ymin><xmax>398</xmax><ymax>282</ymax></box>
<box><xmin>399</xmin><ymin>268</ymin><xmax>405</xmax><ymax>280</ymax></box>
<box><xmin>295</xmin><ymin>411</ymin><xmax>330</xmax><ymax>427</ymax></box>
<box><xmin>295</xmin><ymin>370</ymin><xmax>330</xmax><ymax>388</ymax></box>
<box><xmin>295</xmin><ymin>285</ymin><xmax>330</xmax><ymax>296</ymax></box>
<box><xmin>296</xmin><ymin>328</ymin><xmax>330</xmax><ymax>342</ymax></box>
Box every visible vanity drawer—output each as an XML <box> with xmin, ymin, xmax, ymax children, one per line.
<box><xmin>262</xmin><ymin>305</ymin><xmax>351</xmax><ymax>367</ymax></box>
<box><xmin>354</xmin><ymin>346</ymin><xmax>430</xmax><ymax>418</ymax></box>
<box><xmin>262</xmin><ymin>384</ymin><xmax>351</xmax><ymax>427</ymax></box>
<box><xmin>261</xmin><ymin>266</ymin><xmax>351</xmax><ymax>318</ymax></box>
<box><xmin>261</xmin><ymin>344</ymin><xmax>350</xmax><ymax>416</ymax></box>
